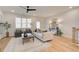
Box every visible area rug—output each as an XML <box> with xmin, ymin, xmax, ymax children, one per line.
<box><xmin>4</xmin><ymin>37</ymin><xmax>51</xmax><ymax>52</ymax></box>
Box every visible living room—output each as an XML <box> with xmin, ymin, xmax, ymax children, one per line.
<box><xmin>0</xmin><ymin>6</ymin><xmax>79</xmax><ymax>52</ymax></box>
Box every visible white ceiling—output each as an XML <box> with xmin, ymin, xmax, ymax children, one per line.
<box><xmin>0</xmin><ymin>6</ymin><xmax>78</xmax><ymax>17</ymax></box>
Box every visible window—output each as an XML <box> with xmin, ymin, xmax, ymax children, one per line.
<box><xmin>16</xmin><ymin>17</ymin><xmax>32</xmax><ymax>28</ymax></box>
<box><xmin>22</xmin><ymin>18</ymin><xmax>26</xmax><ymax>28</ymax></box>
<box><xmin>16</xmin><ymin>17</ymin><xmax>21</xmax><ymax>28</ymax></box>
<box><xmin>27</xmin><ymin>18</ymin><xmax>32</xmax><ymax>23</ymax></box>
<box><xmin>26</xmin><ymin>19</ymin><xmax>32</xmax><ymax>28</ymax></box>
<box><xmin>36</xmin><ymin>21</ymin><xmax>40</xmax><ymax>29</ymax></box>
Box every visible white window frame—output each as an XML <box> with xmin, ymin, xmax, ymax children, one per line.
<box><xmin>15</xmin><ymin>17</ymin><xmax>22</xmax><ymax>28</ymax></box>
<box><xmin>15</xmin><ymin>17</ymin><xmax>32</xmax><ymax>29</ymax></box>
<box><xmin>36</xmin><ymin>21</ymin><xmax>40</xmax><ymax>29</ymax></box>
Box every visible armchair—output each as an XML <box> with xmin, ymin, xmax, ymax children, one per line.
<box><xmin>22</xmin><ymin>28</ymin><xmax>34</xmax><ymax>44</ymax></box>
<box><xmin>15</xmin><ymin>29</ymin><xmax>23</xmax><ymax>37</ymax></box>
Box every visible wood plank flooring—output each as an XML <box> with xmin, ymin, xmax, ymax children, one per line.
<box><xmin>0</xmin><ymin>36</ymin><xmax>79</xmax><ymax>52</ymax></box>
<box><xmin>41</xmin><ymin>36</ymin><xmax>79</xmax><ymax>52</ymax></box>
<box><xmin>0</xmin><ymin>37</ymin><xmax>11</xmax><ymax>52</ymax></box>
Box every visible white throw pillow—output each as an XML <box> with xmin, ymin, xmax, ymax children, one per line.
<box><xmin>27</xmin><ymin>33</ymin><xmax>32</xmax><ymax>37</ymax></box>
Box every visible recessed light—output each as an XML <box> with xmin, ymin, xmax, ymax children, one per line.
<box><xmin>11</xmin><ymin>10</ymin><xmax>15</xmax><ymax>12</ymax></box>
<box><xmin>69</xmin><ymin>6</ymin><xmax>72</xmax><ymax>9</ymax></box>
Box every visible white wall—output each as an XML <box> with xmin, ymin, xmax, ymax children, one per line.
<box><xmin>0</xmin><ymin>10</ymin><xmax>6</xmax><ymax>39</ymax></box>
<box><xmin>1</xmin><ymin>7</ymin><xmax>79</xmax><ymax>39</ymax></box>
<box><xmin>59</xmin><ymin>8</ymin><xmax>79</xmax><ymax>38</ymax></box>
<box><xmin>46</xmin><ymin>8</ymin><xmax>79</xmax><ymax>39</ymax></box>
<box><xmin>30</xmin><ymin>16</ymin><xmax>47</xmax><ymax>31</ymax></box>
<box><xmin>3</xmin><ymin>13</ymin><xmax>16</xmax><ymax>36</ymax></box>
<box><xmin>3</xmin><ymin>12</ymin><xmax>47</xmax><ymax>36</ymax></box>
<box><xmin>45</xmin><ymin>17</ymin><xmax>57</xmax><ymax>31</ymax></box>
<box><xmin>3</xmin><ymin>8</ymin><xmax>79</xmax><ymax>38</ymax></box>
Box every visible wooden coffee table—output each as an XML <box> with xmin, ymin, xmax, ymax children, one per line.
<box><xmin>22</xmin><ymin>36</ymin><xmax>34</xmax><ymax>44</ymax></box>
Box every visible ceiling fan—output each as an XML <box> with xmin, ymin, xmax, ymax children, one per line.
<box><xmin>20</xmin><ymin>6</ymin><xmax>36</xmax><ymax>13</ymax></box>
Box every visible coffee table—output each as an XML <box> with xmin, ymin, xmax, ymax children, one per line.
<box><xmin>22</xmin><ymin>36</ymin><xmax>34</xmax><ymax>44</ymax></box>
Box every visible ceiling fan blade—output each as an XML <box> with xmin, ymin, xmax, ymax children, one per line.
<box><xmin>27</xmin><ymin>9</ymin><xmax>36</xmax><ymax>11</ymax></box>
<box><xmin>19</xmin><ymin>6</ymin><xmax>36</xmax><ymax>13</ymax></box>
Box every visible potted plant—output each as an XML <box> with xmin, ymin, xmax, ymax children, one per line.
<box><xmin>54</xmin><ymin>26</ymin><xmax>63</xmax><ymax>36</ymax></box>
<box><xmin>4</xmin><ymin>21</ymin><xmax>11</xmax><ymax>37</ymax></box>
<box><xmin>58</xmin><ymin>29</ymin><xmax>63</xmax><ymax>36</ymax></box>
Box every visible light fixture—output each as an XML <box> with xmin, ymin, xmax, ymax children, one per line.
<box><xmin>57</xmin><ymin>19</ymin><xmax>63</xmax><ymax>28</ymax></box>
<box><xmin>57</xmin><ymin>19</ymin><xmax>63</xmax><ymax>24</ymax></box>
<box><xmin>49</xmin><ymin>20</ymin><xmax>52</xmax><ymax>24</ymax></box>
<box><xmin>11</xmin><ymin>10</ymin><xmax>15</xmax><ymax>12</ymax></box>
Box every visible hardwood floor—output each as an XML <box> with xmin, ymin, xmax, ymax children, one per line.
<box><xmin>41</xmin><ymin>36</ymin><xmax>79</xmax><ymax>52</ymax></box>
<box><xmin>0</xmin><ymin>36</ymin><xmax>79</xmax><ymax>52</ymax></box>
<box><xmin>0</xmin><ymin>37</ymin><xmax>11</xmax><ymax>52</ymax></box>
